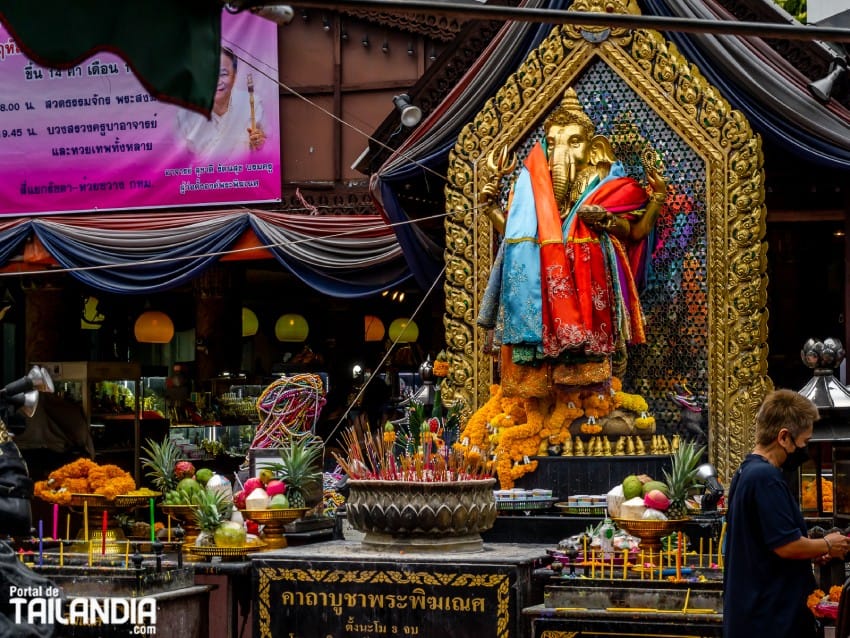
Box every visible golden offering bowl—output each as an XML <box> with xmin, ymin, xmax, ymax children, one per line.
<box><xmin>240</xmin><ymin>508</ymin><xmax>309</xmax><ymax>549</ymax></box>
<box><xmin>613</xmin><ymin>517</ymin><xmax>688</xmax><ymax>553</ymax></box>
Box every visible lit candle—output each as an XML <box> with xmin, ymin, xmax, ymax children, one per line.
<box><xmin>699</xmin><ymin>537</ymin><xmax>704</xmax><ymax>568</ymax></box>
<box><xmin>83</xmin><ymin>500</ymin><xmax>89</xmax><ymax>540</ymax></box>
<box><xmin>52</xmin><ymin>504</ymin><xmax>59</xmax><ymax>540</ymax></box>
<box><xmin>149</xmin><ymin>498</ymin><xmax>155</xmax><ymax>543</ymax></box>
<box><xmin>102</xmin><ymin>510</ymin><xmax>108</xmax><ymax>555</ymax></box>
<box><xmin>38</xmin><ymin>520</ymin><xmax>43</xmax><ymax>566</ymax></box>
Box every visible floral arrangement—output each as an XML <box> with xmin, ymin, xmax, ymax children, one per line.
<box><xmin>334</xmin><ymin>383</ymin><xmax>495</xmax><ymax>482</ymax></box>
<box><xmin>34</xmin><ymin>458</ymin><xmax>136</xmax><ymax>503</ymax></box>
<box><xmin>808</xmin><ymin>585</ymin><xmax>842</xmax><ymax>619</ymax></box>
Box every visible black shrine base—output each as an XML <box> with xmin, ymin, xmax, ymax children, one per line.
<box><xmin>251</xmin><ymin>540</ymin><xmax>551</xmax><ymax>638</ymax></box>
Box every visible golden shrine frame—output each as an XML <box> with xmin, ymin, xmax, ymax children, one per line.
<box><xmin>442</xmin><ymin>0</ymin><xmax>770</xmax><ymax>479</ymax></box>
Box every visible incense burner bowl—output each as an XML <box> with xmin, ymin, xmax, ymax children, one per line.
<box><xmin>345</xmin><ymin>478</ymin><xmax>497</xmax><ymax>552</ymax></box>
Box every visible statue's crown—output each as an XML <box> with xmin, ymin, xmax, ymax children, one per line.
<box><xmin>545</xmin><ymin>88</ymin><xmax>594</xmax><ymax>134</ymax></box>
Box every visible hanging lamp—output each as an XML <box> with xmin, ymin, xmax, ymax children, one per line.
<box><xmin>134</xmin><ymin>310</ymin><xmax>174</xmax><ymax>343</ymax></box>
<box><xmin>242</xmin><ymin>307</ymin><xmax>259</xmax><ymax>337</ymax></box>
<box><xmin>364</xmin><ymin>315</ymin><xmax>385</xmax><ymax>342</ymax></box>
<box><xmin>275</xmin><ymin>313</ymin><xmax>309</xmax><ymax>342</ymax></box>
<box><xmin>388</xmin><ymin>318</ymin><xmax>418</xmax><ymax>343</ymax></box>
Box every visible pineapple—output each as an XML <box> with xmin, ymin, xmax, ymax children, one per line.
<box><xmin>272</xmin><ymin>435</ymin><xmax>323</xmax><ymax>508</ymax></box>
<box><xmin>140</xmin><ymin>437</ymin><xmax>181</xmax><ymax>493</ymax></box>
<box><xmin>192</xmin><ymin>487</ymin><xmax>229</xmax><ymax>547</ymax></box>
<box><xmin>662</xmin><ymin>441</ymin><xmax>705</xmax><ymax>519</ymax></box>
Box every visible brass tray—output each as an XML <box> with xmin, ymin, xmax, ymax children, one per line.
<box><xmin>187</xmin><ymin>540</ymin><xmax>267</xmax><ymax>559</ymax></box>
<box><xmin>160</xmin><ymin>504</ymin><xmax>200</xmax><ymax>519</ymax></box>
<box><xmin>240</xmin><ymin>508</ymin><xmax>308</xmax><ymax>523</ymax></box>
<box><xmin>69</xmin><ymin>493</ymin><xmax>112</xmax><ymax>508</ymax></box>
<box><xmin>114</xmin><ymin>493</ymin><xmax>160</xmax><ymax>508</ymax></box>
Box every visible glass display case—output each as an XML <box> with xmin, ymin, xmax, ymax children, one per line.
<box><xmin>832</xmin><ymin>445</ymin><xmax>850</xmax><ymax>524</ymax></box>
<box><xmin>33</xmin><ymin>361</ymin><xmax>168</xmax><ymax>483</ymax></box>
<box><xmin>799</xmin><ymin>441</ymin><xmax>833</xmax><ymax>520</ymax></box>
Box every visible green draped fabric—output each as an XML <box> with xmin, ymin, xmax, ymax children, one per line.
<box><xmin>0</xmin><ymin>0</ymin><xmax>221</xmax><ymax>115</ymax></box>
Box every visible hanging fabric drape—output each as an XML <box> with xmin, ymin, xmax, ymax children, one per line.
<box><xmin>0</xmin><ymin>209</ymin><xmax>409</xmax><ymax>297</ymax></box>
<box><xmin>644</xmin><ymin>0</ymin><xmax>850</xmax><ymax>168</ymax></box>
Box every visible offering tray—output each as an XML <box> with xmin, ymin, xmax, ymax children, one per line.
<box><xmin>496</xmin><ymin>497</ymin><xmax>558</xmax><ymax>514</ymax></box>
<box><xmin>188</xmin><ymin>539</ymin><xmax>267</xmax><ymax>560</ymax></box>
<box><xmin>554</xmin><ymin>502</ymin><xmax>606</xmax><ymax>516</ymax></box>
<box><xmin>613</xmin><ymin>518</ymin><xmax>688</xmax><ymax>552</ymax></box>
<box><xmin>159</xmin><ymin>504</ymin><xmax>201</xmax><ymax>548</ymax></box>
<box><xmin>240</xmin><ymin>508</ymin><xmax>309</xmax><ymax>549</ymax></box>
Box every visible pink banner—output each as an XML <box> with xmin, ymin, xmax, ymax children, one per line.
<box><xmin>0</xmin><ymin>12</ymin><xmax>281</xmax><ymax>216</ymax></box>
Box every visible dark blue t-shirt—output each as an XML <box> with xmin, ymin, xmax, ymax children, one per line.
<box><xmin>723</xmin><ymin>454</ymin><xmax>816</xmax><ymax>638</ymax></box>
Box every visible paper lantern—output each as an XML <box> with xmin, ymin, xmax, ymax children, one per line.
<box><xmin>134</xmin><ymin>310</ymin><xmax>174</xmax><ymax>343</ymax></box>
<box><xmin>364</xmin><ymin>315</ymin><xmax>385</xmax><ymax>342</ymax></box>
<box><xmin>242</xmin><ymin>307</ymin><xmax>259</xmax><ymax>337</ymax></box>
<box><xmin>388</xmin><ymin>318</ymin><xmax>418</xmax><ymax>343</ymax></box>
<box><xmin>275</xmin><ymin>313</ymin><xmax>309</xmax><ymax>342</ymax></box>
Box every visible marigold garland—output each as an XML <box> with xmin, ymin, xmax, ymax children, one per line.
<box><xmin>34</xmin><ymin>459</ymin><xmax>136</xmax><ymax>503</ymax></box>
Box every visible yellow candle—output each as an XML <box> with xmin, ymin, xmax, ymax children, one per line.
<box><xmin>683</xmin><ymin>588</ymin><xmax>691</xmax><ymax>613</ymax></box>
<box><xmin>623</xmin><ymin>550</ymin><xmax>629</xmax><ymax>580</ymax></box>
<box><xmin>649</xmin><ymin>549</ymin><xmax>654</xmax><ymax>580</ymax></box>
<box><xmin>610</xmin><ymin>553</ymin><xmax>614</xmax><ymax>580</ymax></box>
<box><xmin>83</xmin><ymin>501</ymin><xmax>89</xmax><ymax>540</ymax></box>
<box><xmin>125</xmin><ymin>541</ymin><xmax>130</xmax><ymax>569</ymax></box>
<box><xmin>66</xmin><ymin>514</ymin><xmax>71</xmax><ymax>541</ymax></box>
<box><xmin>699</xmin><ymin>537</ymin><xmax>704</xmax><ymax>568</ymax></box>
<box><xmin>708</xmin><ymin>539</ymin><xmax>714</xmax><ymax>566</ymax></box>
<box><xmin>718</xmin><ymin>523</ymin><xmax>727</xmax><ymax>568</ymax></box>
<box><xmin>88</xmin><ymin>540</ymin><xmax>93</xmax><ymax>567</ymax></box>
<box><xmin>591</xmin><ymin>550</ymin><xmax>596</xmax><ymax>579</ymax></box>
<box><xmin>167</xmin><ymin>515</ymin><xmax>172</xmax><ymax>543</ymax></box>
<box><xmin>59</xmin><ymin>540</ymin><xmax>64</xmax><ymax>567</ymax></box>
<box><xmin>583</xmin><ymin>536</ymin><xmax>588</xmax><ymax>564</ymax></box>
<box><xmin>667</xmin><ymin>537</ymin><xmax>672</xmax><ymax>568</ymax></box>
<box><xmin>640</xmin><ymin>551</ymin><xmax>645</xmax><ymax>580</ymax></box>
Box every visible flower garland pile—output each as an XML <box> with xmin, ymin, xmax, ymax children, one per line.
<box><xmin>34</xmin><ymin>458</ymin><xmax>136</xmax><ymax>504</ymax></box>
<box><xmin>457</xmin><ymin>378</ymin><xmax>655</xmax><ymax>488</ymax></box>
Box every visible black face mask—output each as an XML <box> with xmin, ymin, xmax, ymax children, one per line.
<box><xmin>782</xmin><ymin>443</ymin><xmax>810</xmax><ymax>473</ymax></box>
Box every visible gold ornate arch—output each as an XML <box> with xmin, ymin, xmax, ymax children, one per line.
<box><xmin>442</xmin><ymin>0</ymin><xmax>770</xmax><ymax>479</ymax></box>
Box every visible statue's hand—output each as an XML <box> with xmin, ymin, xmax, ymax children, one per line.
<box><xmin>645</xmin><ymin>168</ymin><xmax>667</xmax><ymax>200</ymax></box>
<box><xmin>478</xmin><ymin>182</ymin><xmax>500</xmax><ymax>205</ymax></box>
<box><xmin>577</xmin><ymin>204</ymin><xmax>610</xmax><ymax>229</ymax></box>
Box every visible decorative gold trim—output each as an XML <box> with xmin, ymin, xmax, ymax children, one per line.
<box><xmin>443</xmin><ymin>7</ymin><xmax>769</xmax><ymax>478</ymax></box>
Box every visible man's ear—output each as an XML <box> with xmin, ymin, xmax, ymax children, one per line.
<box><xmin>588</xmin><ymin>134</ymin><xmax>616</xmax><ymax>166</ymax></box>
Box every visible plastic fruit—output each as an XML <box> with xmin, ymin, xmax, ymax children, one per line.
<box><xmin>213</xmin><ymin>521</ymin><xmax>247</xmax><ymax>548</ymax></box>
<box><xmin>245</xmin><ymin>487</ymin><xmax>270</xmax><ymax>510</ymax></box>
<box><xmin>265</xmin><ymin>480</ymin><xmax>286</xmax><ymax>497</ymax></box>
<box><xmin>259</xmin><ymin>469</ymin><xmax>275</xmax><ymax>485</ymax></box>
<box><xmin>243</xmin><ymin>477</ymin><xmax>263</xmax><ymax>494</ymax></box>
<box><xmin>174</xmin><ymin>461</ymin><xmax>196</xmax><ymax>480</ymax></box>
<box><xmin>176</xmin><ymin>477</ymin><xmax>201</xmax><ymax>495</ymax></box>
<box><xmin>268</xmin><ymin>494</ymin><xmax>290</xmax><ymax>509</ymax></box>
<box><xmin>644</xmin><ymin>489</ymin><xmax>671</xmax><ymax>511</ymax></box>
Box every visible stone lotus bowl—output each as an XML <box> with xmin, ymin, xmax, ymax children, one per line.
<box><xmin>345</xmin><ymin>478</ymin><xmax>498</xmax><ymax>551</ymax></box>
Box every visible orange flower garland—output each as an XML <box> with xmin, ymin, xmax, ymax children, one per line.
<box><xmin>34</xmin><ymin>459</ymin><xmax>136</xmax><ymax>504</ymax></box>
<box><xmin>459</xmin><ymin>384</ymin><xmax>503</xmax><ymax>448</ymax></box>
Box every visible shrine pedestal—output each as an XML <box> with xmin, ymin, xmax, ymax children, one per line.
<box><xmin>252</xmin><ymin>541</ymin><xmax>551</xmax><ymax>638</ymax></box>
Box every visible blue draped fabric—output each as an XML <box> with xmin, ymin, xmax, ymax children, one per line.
<box><xmin>644</xmin><ymin>0</ymin><xmax>850</xmax><ymax>169</ymax></box>
<box><xmin>0</xmin><ymin>220</ymin><xmax>32</xmax><ymax>264</ymax></box>
<box><xmin>33</xmin><ymin>216</ymin><xmax>249</xmax><ymax>294</ymax></box>
<box><xmin>248</xmin><ymin>216</ymin><xmax>411</xmax><ymax>298</ymax></box>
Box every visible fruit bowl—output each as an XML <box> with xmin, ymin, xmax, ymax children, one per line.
<box><xmin>188</xmin><ymin>539</ymin><xmax>267</xmax><ymax>560</ymax></box>
<box><xmin>239</xmin><ymin>508</ymin><xmax>309</xmax><ymax>523</ymax></box>
<box><xmin>159</xmin><ymin>504</ymin><xmax>200</xmax><ymax>520</ymax></box>
<box><xmin>613</xmin><ymin>517</ymin><xmax>688</xmax><ymax>552</ymax></box>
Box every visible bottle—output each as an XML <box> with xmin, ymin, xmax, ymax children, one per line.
<box><xmin>599</xmin><ymin>516</ymin><xmax>615</xmax><ymax>557</ymax></box>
